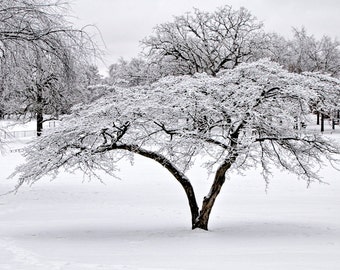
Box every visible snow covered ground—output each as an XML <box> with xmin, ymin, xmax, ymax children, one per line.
<box><xmin>0</xmin><ymin>121</ymin><xmax>340</xmax><ymax>269</ymax></box>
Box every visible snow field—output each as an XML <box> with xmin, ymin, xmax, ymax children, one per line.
<box><xmin>0</xmin><ymin>131</ymin><xmax>340</xmax><ymax>269</ymax></box>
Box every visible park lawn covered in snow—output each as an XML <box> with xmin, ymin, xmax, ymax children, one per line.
<box><xmin>0</xmin><ymin>123</ymin><xmax>340</xmax><ymax>270</ymax></box>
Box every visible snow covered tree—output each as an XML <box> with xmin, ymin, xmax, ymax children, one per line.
<box><xmin>262</xmin><ymin>28</ymin><xmax>340</xmax><ymax>130</ymax></box>
<box><xmin>108</xmin><ymin>58</ymin><xmax>155</xmax><ymax>87</ymax></box>
<box><xmin>142</xmin><ymin>5</ymin><xmax>266</xmax><ymax>76</ymax></box>
<box><xmin>0</xmin><ymin>0</ymin><xmax>95</xmax><ymax>135</ymax></box>
<box><xmin>84</xmin><ymin>65</ymin><xmax>103</xmax><ymax>86</ymax></box>
<box><xmin>287</xmin><ymin>28</ymin><xmax>340</xmax><ymax>77</ymax></box>
<box><xmin>11</xmin><ymin>60</ymin><xmax>340</xmax><ymax>230</ymax></box>
<box><xmin>261</xmin><ymin>28</ymin><xmax>340</xmax><ymax>78</ymax></box>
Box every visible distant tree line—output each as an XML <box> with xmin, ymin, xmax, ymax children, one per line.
<box><xmin>2</xmin><ymin>3</ymin><xmax>339</xmax><ymax>133</ymax></box>
<box><xmin>109</xmin><ymin>7</ymin><xmax>339</xmax><ymax>85</ymax></box>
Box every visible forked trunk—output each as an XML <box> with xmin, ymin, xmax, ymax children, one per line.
<box><xmin>192</xmin><ymin>154</ymin><xmax>237</xmax><ymax>230</ymax></box>
<box><xmin>107</xmin><ymin>143</ymin><xmax>237</xmax><ymax>231</ymax></box>
<box><xmin>192</xmin><ymin>172</ymin><xmax>226</xmax><ymax>230</ymax></box>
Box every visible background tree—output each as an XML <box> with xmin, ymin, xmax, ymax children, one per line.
<box><xmin>286</xmin><ymin>28</ymin><xmax>340</xmax><ymax>77</ymax></box>
<box><xmin>262</xmin><ymin>28</ymin><xmax>340</xmax><ymax>78</ymax></box>
<box><xmin>264</xmin><ymin>28</ymin><xmax>340</xmax><ymax>129</ymax></box>
<box><xmin>142</xmin><ymin>5</ymin><xmax>266</xmax><ymax>76</ymax></box>
<box><xmin>12</xmin><ymin>60</ymin><xmax>340</xmax><ymax>230</ymax></box>
<box><xmin>108</xmin><ymin>57</ymin><xmax>188</xmax><ymax>87</ymax></box>
<box><xmin>84</xmin><ymin>65</ymin><xmax>103</xmax><ymax>86</ymax></box>
<box><xmin>108</xmin><ymin>58</ymin><xmax>154</xmax><ymax>87</ymax></box>
<box><xmin>262</xmin><ymin>32</ymin><xmax>290</xmax><ymax>65</ymax></box>
<box><xmin>74</xmin><ymin>64</ymin><xmax>108</xmax><ymax>104</ymax></box>
<box><xmin>0</xmin><ymin>0</ymin><xmax>96</xmax><ymax>135</ymax></box>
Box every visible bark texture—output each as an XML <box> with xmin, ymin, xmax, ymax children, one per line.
<box><xmin>193</xmin><ymin>153</ymin><xmax>237</xmax><ymax>230</ymax></box>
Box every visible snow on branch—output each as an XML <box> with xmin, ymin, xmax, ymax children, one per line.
<box><xmin>10</xmin><ymin>59</ymin><xmax>340</xmax><ymax>190</ymax></box>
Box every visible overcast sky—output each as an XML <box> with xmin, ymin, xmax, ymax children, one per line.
<box><xmin>69</xmin><ymin>0</ymin><xmax>340</xmax><ymax>74</ymax></box>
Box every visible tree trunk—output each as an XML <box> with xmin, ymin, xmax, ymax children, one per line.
<box><xmin>192</xmin><ymin>127</ymin><xmax>241</xmax><ymax>230</ymax></box>
<box><xmin>36</xmin><ymin>85</ymin><xmax>43</xmax><ymax>137</ymax></box>
<box><xmin>36</xmin><ymin>110</ymin><xmax>43</xmax><ymax>137</ymax></box>
<box><xmin>193</xmin><ymin>168</ymin><xmax>226</xmax><ymax>230</ymax></box>
<box><xmin>321</xmin><ymin>113</ymin><xmax>324</xmax><ymax>132</ymax></box>
<box><xmin>316</xmin><ymin>111</ymin><xmax>320</xmax><ymax>125</ymax></box>
<box><xmin>193</xmin><ymin>150</ymin><xmax>238</xmax><ymax>230</ymax></box>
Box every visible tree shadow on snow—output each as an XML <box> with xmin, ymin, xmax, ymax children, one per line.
<box><xmin>6</xmin><ymin>220</ymin><xmax>339</xmax><ymax>242</ymax></box>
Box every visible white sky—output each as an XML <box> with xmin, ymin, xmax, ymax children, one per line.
<box><xmin>69</xmin><ymin>0</ymin><xmax>340</xmax><ymax>74</ymax></box>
